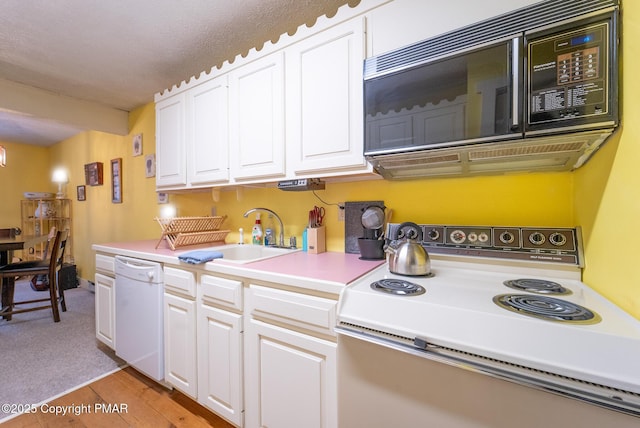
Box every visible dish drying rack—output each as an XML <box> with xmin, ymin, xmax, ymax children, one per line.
<box><xmin>155</xmin><ymin>216</ymin><xmax>229</xmax><ymax>250</ymax></box>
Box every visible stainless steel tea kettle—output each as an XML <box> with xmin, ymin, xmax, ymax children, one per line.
<box><xmin>385</xmin><ymin>222</ymin><xmax>431</xmax><ymax>276</ymax></box>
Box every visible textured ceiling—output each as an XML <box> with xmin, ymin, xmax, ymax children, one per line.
<box><xmin>0</xmin><ymin>0</ymin><xmax>356</xmax><ymax>146</ymax></box>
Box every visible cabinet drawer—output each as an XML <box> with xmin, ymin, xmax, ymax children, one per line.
<box><xmin>95</xmin><ymin>254</ymin><xmax>115</xmax><ymax>276</ymax></box>
<box><xmin>199</xmin><ymin>274</ymin><xmax>243</xmax><ymax>311</ymax></box>
<box><xmin>248</xmin><ymin>284</ymin><xmax>337</xmax><ymax>336</ymax></box>
<box><xmin>164</xmin><ymin>266</ymin><xmax>196</xmax><ymax>298</ymax></box>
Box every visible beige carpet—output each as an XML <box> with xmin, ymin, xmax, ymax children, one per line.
<box><xmin>0</xmin><ymin>280</ymin><xmax>125</xmax><ymax>422</ymax></box>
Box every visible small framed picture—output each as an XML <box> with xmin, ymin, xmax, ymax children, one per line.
<box><xmin>84</xmin><ymin>162</ymin><xmax>103</xmax><ymax>186</ymax></box>
<box><xmin>111</xmin><ymin>158</ymin><xmax>122</xmax><ymax>203</ymax></box>
<box><xmin>77</xmin><ymin>185</ymin><xmax>86</xmax><ymax>201</ymax></box>
<box><xmin>157</xmin><ymin>192</ymin><xmax>169</xmax><ymax>204</ymax></box>
<box><xmin>145</xmin><ymin>154</ymin><xmax>156</xmax><ymax>178</ymax></box>
<box><xmin>132</xmin><ymin>133</ymin><xmax>143</xmax><ymax>156</ymax></box>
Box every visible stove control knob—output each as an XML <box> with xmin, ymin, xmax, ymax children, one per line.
<box><xmin>478</xmin><ymin>232</ymin><xmax>489</xmax><ymax>243</ymax></box>
<box><xmin>499</xmin><ymin>231</ymin><xmax>515</xmax><ymax>244</ymax></box>
<box><xmin>549</xmin><ymin>232</ymin><xmax>567</xmax><ymax>246</ymax></box>
<box><xmin>529</xmin><ymin>232</ymin><xmax>546</xmax><ymax>245</ymax></box>
<box><xmin>450</xmin><ymin>229</ymin><xmax>466</xmax><ymax>244</ymax></box>
<box><xmin>467</xmin><ymin>232</ymin><xmax>478</xmax><ymax>243</ymax></box>
<box><xmin>427</xmin><ymin>228</ymin><xmax>440</xmax><ymax>241</ymax></box>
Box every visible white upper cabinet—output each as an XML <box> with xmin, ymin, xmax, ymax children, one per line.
<box><xmin>229</xmin><ymin>52</ymin><xmax>286</xmax><ymax>180</ymax></box>
<box><xmin>186</xmin><ymin>75</ymin><xmax>230</xmax><ymax>185</ymax></box>
<box><xmin>156</xmin><ymin>94</ymin><xmax>187</xmax><ymax>187</ymax></box>
<box><xmin>286</xmin><ymin>17</ymin><xmax>368</xmax><ymax>175</ymax></box>
<box><xmin>154</xmin><ymin>1</ymin><xmax>390</xmax><ymax>190</ymax></box>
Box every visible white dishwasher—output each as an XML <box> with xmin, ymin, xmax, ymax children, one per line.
<box><xmin>114</xmin><ymin>255</ymin><xmax>164</xmax><ymax>381</ymax></box>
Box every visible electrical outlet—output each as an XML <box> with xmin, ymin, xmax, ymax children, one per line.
<box><xmin>211</xmin><ymin>206</ymin><xmax>217</xmax><ymax>216</ymax></box>
<box><xmin>337</xmin><ymin>203</ymin><xmax>345</xmax><ymax>221</ymax></box>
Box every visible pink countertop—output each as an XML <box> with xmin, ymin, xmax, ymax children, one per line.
<box><xmin>93</xmin><ymin>240</ymin><xmax>385</xmax><ymax>291</ymax></box>
<box><xmin>244</xmin><ymin>251</ymin><xmax>385</xmax><ymax>284</ymax></box>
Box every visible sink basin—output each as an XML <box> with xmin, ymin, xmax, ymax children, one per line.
<box><xmin>203</xmin><ymin>244</ymin><xmax>299</xmax><ymax>264</ymax></box>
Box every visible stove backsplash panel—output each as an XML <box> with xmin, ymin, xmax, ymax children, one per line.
<box><xmin>386</xmin><ymin>223</ymin><xmax>583</xmax><ymax>266</ymax></box>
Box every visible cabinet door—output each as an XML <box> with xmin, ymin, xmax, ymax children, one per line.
<box><xmin>164</xmin><ymin>292</ymin><xmax>197</xmax><ymax>398</ymax></box>
<box><xmin>229</xmin><ymin>52</ymin><xmax>286</xmax><ymax>180</ymax></box>
<box><xmin>186</xmin><ymin>76</ymin><xmax>230</xmax><ymax>185</ymax></box>
<box><xmin>197</xmin><ymin>304</ymin><xmax>243</xmax><ymax>426</ymax></box>
<box><xmin>245</xmin><ymin>319</ymin><xmax>337</xmax><ymax>428</ymax></box>
<box><xmin>95</xmin><ymin>273</ymin><xmax>115</xmax><ymax>350</ymax></box>
<box><xmin>156</xmin><ymin>94</ymin><xmax>187</xmax><ymax>187</ymax></box>
<box><xmin>286</xmin><ymin>18</ymin><xmax>367</xmax><ymax>174</ymax></box>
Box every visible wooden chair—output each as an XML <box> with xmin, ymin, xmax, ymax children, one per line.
<box><xmin>29</xmin><ymin>227</ymin><xmax>57</xmax><ymax>290</ymax></box>
<box><xmin>0</xmin><ymin>230</ymin><xmax>68</xmax><ymax>322</ymax></box>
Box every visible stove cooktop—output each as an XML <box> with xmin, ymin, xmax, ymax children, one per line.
<box><xmin>337</xmin><ymin>257</ymin><xmax>640</xmax><ymax>395</ymax></box>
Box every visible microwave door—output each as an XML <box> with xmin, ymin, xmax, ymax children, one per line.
<box><xmin>364</xmin><ymin>38</ymin><xmax>522</xmax><ymax>156</ymax></box>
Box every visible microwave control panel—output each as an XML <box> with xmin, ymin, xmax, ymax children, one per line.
<box><xmin>527</xmin><ymin>18</ymin><xmax>612</xmax><ymax>127</ymax></box>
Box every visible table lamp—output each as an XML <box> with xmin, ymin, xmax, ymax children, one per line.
<box><xmin>52</xmin><ymin>168</ymin><xmax>69</xmax><ymax>199</ymax></box>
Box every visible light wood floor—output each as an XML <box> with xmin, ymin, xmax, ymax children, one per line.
<box><xmin>2</xmin><ymin>367</ymin><xmax>235</xmax><ymax>427</ymax></box>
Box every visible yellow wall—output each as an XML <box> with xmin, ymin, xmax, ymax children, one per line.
<box><xmin>574</xmin><ymin>0</ymin><xmax>640</xmax><ymax>317</ymax></box>
<box><xmin>48</xmin><ymin>103</ymin><xmax>159</xmax><ymax>279</ymax></box>
<box><xmin>168</xmin><ymin>172</ymin><xmax>573</xmax><ymax>254</ymax></box>
<box><xmin>0</xmin><ymin>142</ymin><xmax>51</xmax><ymax>230</ymax></box>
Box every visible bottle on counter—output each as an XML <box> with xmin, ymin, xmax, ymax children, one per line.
<box><xmin>251</xmin><ymin>214</ymin><xmax>263</xmax><ymax>245</ymax></box>
<box><xmin>264</xmin><ymin>214</ymin><xmax>275</xmax><ymax>244</ymax></box>
<box><xmin>264</xmin><ymin>228</ymin><xmax>273</xmax><ymax>246</ymax></box>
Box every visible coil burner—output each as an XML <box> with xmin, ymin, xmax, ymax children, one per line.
<box><xmin>503</xmin><ymin>278</ymin><xmax>571</xmax><ymax>295</ymax></box>
<box><xmin>493</xmin><ymin>294</ymin><xmax>600</xmax><ymax>324</ymax></box>
<box><xmin>370</xmin><ymin>278</ymin><xmax>426</xmax><ymax>296</ymax></box>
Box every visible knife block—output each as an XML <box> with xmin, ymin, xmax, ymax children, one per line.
<box><xmin>307</xmin><ymin>226</ymin><xmax>326</xmax><ymax>254</ymax></box>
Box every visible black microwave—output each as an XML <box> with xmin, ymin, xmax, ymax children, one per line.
<box><xmin>363</xmin><ymin>0</ymin><xmax>619</xmax><ymax>179</ymax></box>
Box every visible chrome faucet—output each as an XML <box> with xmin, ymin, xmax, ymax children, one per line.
<box><xmin>243</xmin><ymin>207</ymin><xmax>285</xmax><ymax>247</ymax></box>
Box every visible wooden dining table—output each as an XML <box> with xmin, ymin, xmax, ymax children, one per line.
<box><xmin>0</xmin><ymin>234</ymin><xmax>48</xmax><ymax>313</ymax></box>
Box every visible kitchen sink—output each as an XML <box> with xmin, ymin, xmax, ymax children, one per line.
<box><xmin>206</xmin><ymin>244</ymin><xmax>299</xmax><ymax>264</ymax></box>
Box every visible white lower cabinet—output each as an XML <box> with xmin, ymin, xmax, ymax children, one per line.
<box><xmin>164</xmin><ymin>292</ymin><xmax>198</xmax><ymax>398</ymax></box>
<box><xmin>160</xmin><ymin>267</ymin><xmax>338</xmax><ymax>428</ymax></box>
<box><xmin>244</xmin><ymin>284</ymin><xmax>338</xmax><ymax>428</ymax></box>
<box><xmin>163</xmin><ymin>266</ymin><xmax>198</xmax><ymax>399</ymax></box>
<box><xmin>197</xmin><ymin>274</ymin><xmax>244</xmax><ymax>427</ymax></box>
<box><xmin>95</xmin><ymin>272</ymin><xmax>116</xmax><ymax>349</ymax></box>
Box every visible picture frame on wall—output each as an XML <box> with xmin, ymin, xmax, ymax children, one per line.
<box><xmin>111</xmin><ymin>158</ymin><xmax>122</xmax><ymax>203</ymax></box>
<box><xmin>84</xmin><ymin>162</ymin><xmax>103</xmax><ymax>186</ymax></box>
<box><xmin>145</xmin><ymin>154</ymin><xmax>156</xmax><ymax>178</ymax></box>
<box><xmin>133</xmin><ymin>133</ymin><xmax>143</xmax><ymax>156</ymax></box>
<box><xmin>77</xmin><ymin>185</ymin><xmax>86</xmax><ymax>201</ymax></box>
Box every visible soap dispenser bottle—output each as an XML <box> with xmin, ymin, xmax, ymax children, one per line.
<box><xmin>251</xmin><ymin>214</ymin><xmax>263</xmax><ymax>245</ymax></box>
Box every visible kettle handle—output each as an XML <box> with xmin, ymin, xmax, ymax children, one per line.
<box><xmin>394</xmin><ymin>222</ymin><xmax>423</xmax><ymax>241</ymax></box>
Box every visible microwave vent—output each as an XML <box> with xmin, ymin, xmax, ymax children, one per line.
<box><xmin>469</xmin><ymin>142</ymin><xmax>586</xmax><ymax>161</ymax></box>
<box><xmin>366</xmin><ymin>130</ymin><xmax>614</xmax><ymax>180</ymax></box>
<box><xmin>380</xmin><ymin>152</ymin><xmax>460</xmax><ymax>169</ymax></box>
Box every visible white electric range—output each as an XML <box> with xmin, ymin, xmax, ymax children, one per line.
<box><xmin>337</xmin><ymin>223</ymin><xmax>640</xmax><ymax>419</ymax></box>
